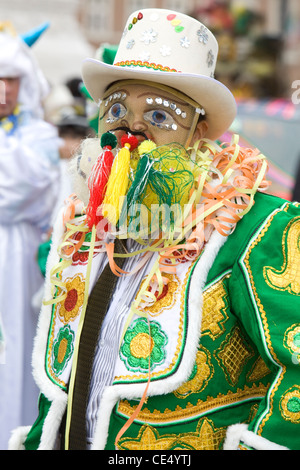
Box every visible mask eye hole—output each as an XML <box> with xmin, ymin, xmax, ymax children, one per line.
<box><xmin>107</xmin><ymin>102</ymin><xmax>127</xmax><ymax>122</ymax></box>
<box><xmin>152</xmin><ymin>110</ymin><xmax>167</xmax><ymax>124</ymax></box>
<box><xmin>144</xmin><ymin>109</ymin><xmax>176</xmax><ymax>130</ymax></box>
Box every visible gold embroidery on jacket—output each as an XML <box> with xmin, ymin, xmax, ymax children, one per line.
<box><xmin>117</xmin><ymin>383</ymin><xmax>269</xmax><ymax>424</ymax></box>
<box><xmin>214</xmin><ymin>326</ymin><xmax>254</xmax><ymax>386</ymax></box>
<box><xmin>263</xmin><ymin>217</ymin><xmax>300</xmax><ymax>295</ymax></box>
<box><xmin>136</xmin><ymin>273</ymin><xmax>180</xmax><ymax>317</ymax></box>
<box><xmin>247</xmin><ymin>357</ymin><xmax>272</xmax><ymax>382</ymax></box>
<box><xmin>173</xmin><ymin>346</ymin><xmax>214</xmax><ymax>398</ymax></box>
<box><xmin>116</xmin><ymin>418</ymin><xmax>227</xmax><ymax>450</ymax></box>
<box><xmin>201</xmin><ymin>275</ymin><xmax>230</xmax><ymax>340</ymax></box>
<box><xmin>284</xmin><ymin>323</ymin><xmax>300</xmax><ymax>363</ymax></box>
<box><xmin>280</xmin><ymin>386</ymin><xmax>300</xmax><ymax>423</ymax></box>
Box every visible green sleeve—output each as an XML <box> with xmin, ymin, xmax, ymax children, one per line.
<box><xmin>37</xmin><ymin>237</ymin><xmax>52</xmax><ymax>277</ymax></box>
<box><xmin>229</xmin><ymin>201</ymin><xmax>300</xmax><ymax>449</ymax></box>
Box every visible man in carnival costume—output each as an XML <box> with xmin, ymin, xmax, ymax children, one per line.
<box><xmin>10</xmin><ymin>10</ymin><xmax>300</xmax><ymax>450</ymax></box>
<box><xmin>0</xmin><ymin>23</ymin><xmax>60</xmax><ymax>449</ymax></box>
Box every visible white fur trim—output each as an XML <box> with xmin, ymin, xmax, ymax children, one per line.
<box><xmin>92</xmin><ymin>230</ymin><xmax>227</xmax><ymax>450</ymax></box>
<box><xmin>8</xmin><ymin>426</ymin><xmax>31</xmax><ymax>450</ymax></box>
<box><xmin>38</xmin><ymin>398</ymin><xmax>67</xmax><ymax>450</ymax></box>
<box><xmin>224</xmin><ymin>424</ymin><xmax>289</xmax><ymax>450</ymax></box>
<box><xmin>30</xmin><ymin>207</ymin><xmax>68</xmax><ymax>449</ymax></box>
<box><xmin>31</xmin><ymin>207</ymin><xmax>66</xmax><ymax>398</ymax></box>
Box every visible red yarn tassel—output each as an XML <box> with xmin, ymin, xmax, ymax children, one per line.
<box><xmin>86</xmin><ymin>133</ymin><xmax>117</xmax><ymax>229</ymax></box>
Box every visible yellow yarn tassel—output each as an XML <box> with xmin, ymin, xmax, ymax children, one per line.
<box><xmin>102</xmin><ymin>134</ymin><xmax>139</xmax><ymax>226</ymax></box>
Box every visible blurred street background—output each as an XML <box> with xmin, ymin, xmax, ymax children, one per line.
<box><xmin>2</xmin><ymin>0</ymin><xmax>300</xmax><ymax>199</ymax></box>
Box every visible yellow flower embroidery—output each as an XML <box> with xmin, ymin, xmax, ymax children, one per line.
<box><xmin>57</xmin><ymin>273</ymin><xmax>85</xmax><ymax>323</ymax></box>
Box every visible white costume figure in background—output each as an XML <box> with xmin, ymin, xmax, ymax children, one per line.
<box><xmin>0</xmin><ymin>23</ymin><xmax>60</xmax><ymax>449</ymax></box>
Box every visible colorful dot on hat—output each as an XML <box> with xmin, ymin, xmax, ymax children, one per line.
<box><xmin>167</xmin><ymin>13</ymin><xmax>184</xmax><ymax>33</ymax></box>
<box><xmin>128</xmin><ymin>12</ymin><xmax>143</xmax><ymax>30</ymax></box>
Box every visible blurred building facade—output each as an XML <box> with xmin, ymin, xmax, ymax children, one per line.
<box><xmin>78</xmin><ymin>0</ymin><xmax>300</xmax><ymax>100</ymax></box>
<box><xmin>1</xmin><ymin>0</ymin><xmax>93</xmax><ymax>86</ymax></box>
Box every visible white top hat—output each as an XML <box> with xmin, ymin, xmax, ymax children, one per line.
<box><xmin>82</xmin><ymin>8</ymin><xmax>237</xmax><ymax>140</ymax></box>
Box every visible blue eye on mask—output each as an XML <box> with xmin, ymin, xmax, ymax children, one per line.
<box><xmin>144</xmin><ymin>109</ymin><xmax>177</xmax><ymax>130</ymax></box>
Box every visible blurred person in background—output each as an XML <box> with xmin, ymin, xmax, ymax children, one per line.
<box><xmin>0</xmin><ymin>22</ymin><xmax>60</xmax><ymax>449</ymax></box>
<box><xmin>43</xmin><ymin>79</ymin><xmax>93</xmax><ymax>222</ymax></box>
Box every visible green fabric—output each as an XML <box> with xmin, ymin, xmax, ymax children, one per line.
<box><xmin>229</xmin><ymin>199</ymin><xmax>300</xmax><ymax>449</ymax></box>
<box><xmin>24</xmin><ymin>394</ymin><xmax>52</xmax><ymax>450</ymax></box>
<box><xmin>37</xmin><ymin>238</ymin><xmax>52</xmax><ymax>277</ymax></box>
<box><xmin>101</xmin><ymin>45</ymin><xmax>118</xmax><ymax>65</ymax></box>
<box><xmin>79</xmin><ymin>45</ymin><xmax>117</xmax><ymax>134</ymax></box>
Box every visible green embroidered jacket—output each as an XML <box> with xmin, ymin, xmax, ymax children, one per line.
<box><xmin>20</xmin><ymin>192</ymin><xmax>300</xmax><ymax>450</ymax></box>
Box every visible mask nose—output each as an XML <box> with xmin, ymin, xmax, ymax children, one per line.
<box><xmin>131</xmin><ymin>118</ymin><xmax>154</xmax><ymax>143</ymax></box>
<box><xmin>131</xmin><ymin>119</ymin><xmax>148</xmax><ymax>133</ymax></box>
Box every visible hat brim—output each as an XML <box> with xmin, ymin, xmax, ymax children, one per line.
<box><xmin>82</xmin><ymin>58</ymin><xmax>237</xmax><ymax>141</ymax></box>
